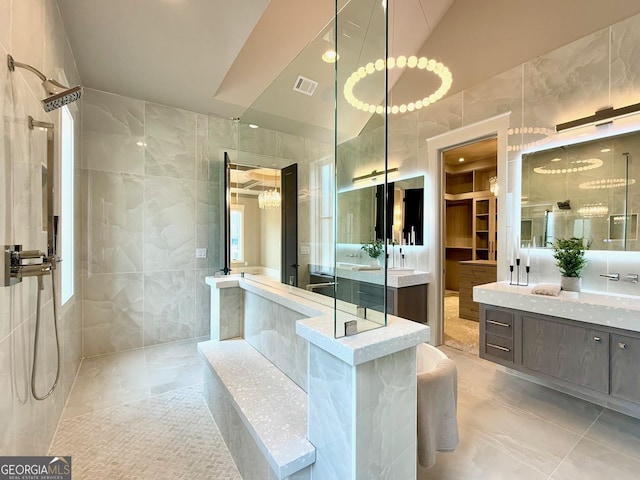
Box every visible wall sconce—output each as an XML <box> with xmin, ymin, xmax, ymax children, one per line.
<box><xmin>489</xmin><ymin>176</ymin><xmax>499</xmax><ymax>196</ymax></box>
<box><xmin>352</xmin><ymin>168</ymin><xmax>399</xmax><ymax>186</ymax></box>
<box><xmin>556</xmin><ymin>102</ymin><xmax>640</xmax><ymax>132</ymax></box>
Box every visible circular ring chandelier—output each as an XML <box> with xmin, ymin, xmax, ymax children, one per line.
<box><xmin>579</xmin><ymin>178</ymin><xmax>636</xmax><ymax>189</ymax></box>
<box><xmin>533</xmin><ymin>158</ymin><xmax>603</xmax><ymax>175</ymax></box>
<box><xmin>343</xmin><ymin>56</ymin><xmax>452</xmax><ymax>115</ymax></box>
<box><xmin>507</xmin><ymin>127</ymin><xmax>555</xmax><ymax>152</ymax></box>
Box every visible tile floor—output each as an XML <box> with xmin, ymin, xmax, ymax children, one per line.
<box><xmin>444</xmin><ymin>291</ymin><xmax>479</xmax><ymax>355</ymax></box>
<box><xmin>49</xmin><ymin>337</ymin><xmax>640</xmax><ymax>479</ymax></box>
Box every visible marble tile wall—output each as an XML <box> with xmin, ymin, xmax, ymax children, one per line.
<box><xmin>244</xmin><ymin>291</ymin><xmax>308</xmax><ymax>390</ymax></box>
<box><xmin>337</xmin><ymin>12</ymin><xmax>640</xmax><ymax>287</ymax></box>
<box><xmin>81</xmin><ymin>88</ymin><xmax>233</xmax><ymax>356</ymax></box>
<box><xmin>0</xmin><ymin>0</ymin><xmax>83</xmax><ymax>456</ymax></box>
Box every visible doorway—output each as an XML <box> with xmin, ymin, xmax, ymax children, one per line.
<box><xmin>425</xmin><ymin>113</ymin><xmax>509</xmax><ymax>348</ymax></box>
<box><xmin>442</xmin><ymin>137</ymin><xmax>498</xmax><ymax>354</ymax></box>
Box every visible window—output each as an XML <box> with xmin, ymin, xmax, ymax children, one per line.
<box><xmin>311</xmin><ymin>158</ymin><xmax>335</xmax><ymax>269</ymax></box>
<box><xmin>230</xmin><ymin>204</ymin><xmax>244</xmax><ymax>263</ymax></box>
<box><xmin>60</xmin><ymin>106</ymin><xmax>74</xmax><ymax>305</ymax></box>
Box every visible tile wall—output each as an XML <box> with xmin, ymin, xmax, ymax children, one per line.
<box><xmin>0</xmin><ymin>0</ymin><xmax>83</xmax><ymax>455</ymax></box>
<box><xmin>81</xmin><ymin>89</ymin><xmax>231</xmax><ymax>356</ymax></box>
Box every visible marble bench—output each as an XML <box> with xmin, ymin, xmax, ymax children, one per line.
<box><xmin>198</xmin><ymin>338</ymin><xmax>315</xmax><ymax>480</ymax></box>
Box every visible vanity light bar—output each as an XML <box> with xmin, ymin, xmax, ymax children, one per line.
<box><xmin>352</xmin><ymin>168</ymin><xmax>399</xmax><ymax>185</ymax></box>
<box><xmin>556</xmin><ymin>102</ymin><xmax>640</xmax><ymax>132</ymax></box>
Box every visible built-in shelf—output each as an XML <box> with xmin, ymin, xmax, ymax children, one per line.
<box><xmin>445</xmin><ymin>159</ymin><xmax>497</xmax><ymax>290</ymax></box>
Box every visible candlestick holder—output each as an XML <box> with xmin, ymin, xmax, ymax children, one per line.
<box><xmin>509</xmin><ymin>259</ymin><xmax>529</xmax><ymax>286</ymax></box>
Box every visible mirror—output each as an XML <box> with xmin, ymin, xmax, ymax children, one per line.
<box><xmin>227</xmin><ymin>162</ymin><xmax>283</xmax><ymax>279</ymax></box>
<box><xmin>337</xmin><ymin>175</ymin><xmax>424</xmax><ymax>245</ymax></box>
<box><xmin>521</xmin><ymin>130</ymin><xmax>639</xmax><ymax>250</ymax></box>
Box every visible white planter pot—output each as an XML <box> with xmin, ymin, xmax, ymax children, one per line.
<box><xmin>561</xmin><ymin>276</ymin><xmax>581</xmax><ymax>292</ymax></box>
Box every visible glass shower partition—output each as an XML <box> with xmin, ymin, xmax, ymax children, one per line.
<box><xmin>218</xmin><ymin>0</ymin><xmax>391</xmax><ymax>337</ymax></box>
<box><xmin>334</xmin><ymin>0</ymin><xmax>389</xmax><ymax>337</ymax></box>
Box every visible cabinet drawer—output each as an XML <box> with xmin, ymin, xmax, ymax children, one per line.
<box><xmin>484</xmin><ymin>309</ymin><xmax>514</xmax><ymax>337</ymax></box>
<box><xmin>459</xmin><ymin>265</ymin><xmax>496</xmax><ymax>278</ymax></box>
<box><xmin>484</xmin><ymin>333</ymin><xmax>513</xmax><ymax>362</ymax></box>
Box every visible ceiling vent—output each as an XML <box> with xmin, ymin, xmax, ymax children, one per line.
<box><xmin>292</xmin><ymin>75</ymin><xmax>318</xmax><ymax>96</ymax></box>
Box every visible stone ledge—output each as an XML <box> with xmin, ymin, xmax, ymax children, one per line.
<box><xmin>198</xmin><ymin>339</ymin><xmax>315</xmax><ymax>479</ymax></box>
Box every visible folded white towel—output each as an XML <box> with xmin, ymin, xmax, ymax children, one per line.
<box><xmin>417</xmin><ymin>358</ymin><xmax>459</xmax><ymax>470</ymax></box>
<box><xmin>531</xmin><ymin>283</ymin><xmax>562</xmax><ymax>296</ymax></box>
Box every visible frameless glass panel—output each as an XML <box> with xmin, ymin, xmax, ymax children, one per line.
<box><xmin>335</xmin><ymin>0</ymin><xmax>388</xmax><ymax>337</ymax></box>
<box><xmin>521</xmin><ymin>130</ymin><xmax>639</xmax><ymax>251</ymax></box>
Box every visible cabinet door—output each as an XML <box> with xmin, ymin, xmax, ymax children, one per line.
<box><xmin>611</xmin><ymin>334</ymin><xmax>640</xmax><ymax>404</ymax></box>
<box><xmin>336</xmin><ymin>277</ymin><xmax>352</xmax><ymax>303</ymax></box>
<box><xmin>522</xmin><ymin>316</ymin><xmax>609</xmax><ymax>393</ymax></box>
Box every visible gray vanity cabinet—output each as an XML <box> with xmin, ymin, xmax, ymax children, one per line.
<box><xmin>309</xmin><ymin>274</ymin><xmax>428</xmax><ymax>323</ymax></box>
<box><xmin>480</xmin><ymin>303</ymin><xmax>640</xmax><ymax>419</ymax></box>
<box><xmin>611</xmin><ymin>334</ymin><xmax>640</xmax><ymax>404</ymax></box>
<box><xmin>522</xmin><ymin>316</ymin><xmax>609</xmax><ymax>394</ymax></box>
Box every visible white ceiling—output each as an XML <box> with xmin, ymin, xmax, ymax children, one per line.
<box><xmin>57</xmin><ymin>0</ymin><xmax>640</xmax><ymax>139</ymax></box>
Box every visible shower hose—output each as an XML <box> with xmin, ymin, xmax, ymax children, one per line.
<box><xmin>31</xmin><ymin>269</ymin><xmax>61</xmax><ymax>401</ymax></box>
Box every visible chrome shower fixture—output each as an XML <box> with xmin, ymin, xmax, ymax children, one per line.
<box><xmin>7</xmin><ymin>54</ymin><xmax>82</xmax><ymax>111</ymax></box>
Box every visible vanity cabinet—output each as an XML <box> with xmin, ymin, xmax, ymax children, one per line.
<box><xmin>522</xmin><ymin>316</ymin><xmax>609</xmax><ymax>394</ymax></box>
<box><xmin>479</xmin><ymin>304</ymin><xmax>640</xmax><ymax>418</ymax></box>
<box><xmin>458</xmin><ymin>260</ymin><xmax>496</xmax><ymax>321</ymax></box>
<box><xmin>611</xmin><ymin>334</ymin><xmax>640</xmax><ymax>404</ymax></box>
<box><xmin>309</xmin><ymin>274</ymin><xmax>428</xmax><ymax>323</ymax></box>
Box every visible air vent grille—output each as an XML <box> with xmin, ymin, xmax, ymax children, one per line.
<box><xmin>292</xmin><ymin>75</ymin><xmax>318</xmax><ymax>96</ymax></box>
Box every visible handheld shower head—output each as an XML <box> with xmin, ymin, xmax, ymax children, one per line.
<box><xmin>7</xmin><ymin>54</ymin><xmax>82</xmax><ymax>112</ymax></box>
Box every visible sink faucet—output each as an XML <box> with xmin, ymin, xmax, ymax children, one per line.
<box><xmin>600</xmin><ymin>273</ymin><xmax>620</xmax><ymax>281</ymax></box>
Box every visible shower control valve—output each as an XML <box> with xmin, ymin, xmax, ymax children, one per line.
<box><xmin>3</xmin><ymin>245</ymin><xmax>55</xmax><ymax>287</ymax></box>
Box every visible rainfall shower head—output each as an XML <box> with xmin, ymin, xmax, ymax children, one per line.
<box><xmin>7</xmin><ymin>54</ymin><xmax>82</xmax><ymax>111</ymax></box>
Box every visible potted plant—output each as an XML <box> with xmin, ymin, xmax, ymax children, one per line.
<box><xmin>361</xmin><ymin>239</ymin><xmax>384</xmax><ymax>266</ymax></box>
<box><xmin>550</xmin><ymin>237</ymin><xmax>590</xmax><ymax>292</ymax></box>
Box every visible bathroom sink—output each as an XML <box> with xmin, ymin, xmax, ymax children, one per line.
<box><xmin>387</xmin><ymin>268</ymin><xmax>414</xmax><ymax>274</ymax></box>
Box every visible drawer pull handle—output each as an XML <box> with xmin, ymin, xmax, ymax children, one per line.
<box><xmin>593</xmin><ymin>336</ymin><xmax>601</xmax><ymax>342</ymax></box>
<box><xmin>487</xmin><ymin>320</ymin><xmax>511</xmax><ymax>328</ymax></box>
<box><xmin>619</xmin><ymin>342</ymin><xmax>627</xmax><ymax>349</ymax></box>
<box><xmin>486</xmin><ymin>343</ymin><xmax>511</xmax><ymax>352</ymax></box>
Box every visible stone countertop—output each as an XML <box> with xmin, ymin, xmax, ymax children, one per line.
<box><xmin>318</xmin><ymin>264</ymin><xmax>429</xmax><ymax>288</ymax></box>
<box><xmin>296</xmin><ymin>313</ymin><xmax>430</xmax><ymax>366</ymax></box>
<box><xmin>474</xmin><ymin>281</ymin><xmax>640</xmax><ymax>332</ymax></box>
<box><xmin>205</xmin><ymin>274</ymin><xmax>430</xmax><ymax>366</ymax></box>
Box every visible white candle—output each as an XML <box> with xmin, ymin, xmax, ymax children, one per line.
<box><xmin>533</xmin><ymin>237</ymin><xmax>537</xmax><ymax>249</ymax></box>
<box><xmin>511</xmin><ymin>240</ymin><xmax>515</xmax><ymax>266</ymax></box>
<box><xmin>516</xmin><ymin>236</ymin><xmax>520</xmax><ymax>260</ymax></box>
<box><xmin>526</xmin><ymin>242</ymin><xmax>531</xmax><ymax>267</ymax></box>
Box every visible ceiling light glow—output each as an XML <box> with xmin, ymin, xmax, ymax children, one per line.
<box><xmin>343</xmin><ymin>56</ymin><xmax>452</xmax><ymax>115</ymax></box>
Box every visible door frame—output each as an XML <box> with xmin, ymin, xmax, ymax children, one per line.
<box><xmin>426</xmin><ymin>113</ymin><xmax>511</xmax><ymax>346</ymax></box>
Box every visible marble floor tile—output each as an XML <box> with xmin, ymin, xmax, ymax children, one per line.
<box><xmin>456</xmin><ymin>386</ymin><xmax>582</xmax><ymax>476</ymax></box>
<box><xmin>145</xmin><ymin>338</ymin><xmax>203</xmax><ymax>394</ymax></box>
<box><xmin>51</xmin><ymin>385</ymin><xmax>241</xmax><ymax>480</ymax></box>
<box><xmin>585</xmin><ymin>409</ymin><xmax>640</xmax><ymax>462</ymax></box>
<box><xmin>550</xmin><ymin>437</ymin><xmax>640</xmax><ymax>480</ymax></box>
<box><xmin>420</xmin><ymin>425</ymin><xmax>548</xmax><ymax>480</ymax></box>
<box><xmin>62</xmin><ymin>348</ymin><xmax>151</xmax><ymax>419</ymax></box>
<box><xmin>442</xmin><ymin>346</ymin><xmax>603</xmax><ymax>436</ymax></box>
<box><xmin>53</xmin><ymin>338</ymin><xmax>640</xmax><ymax>478</ymax></box>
